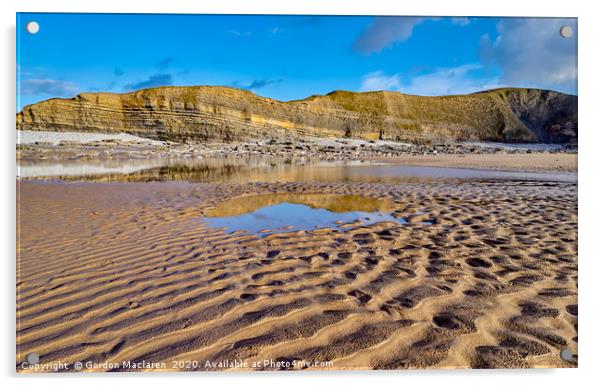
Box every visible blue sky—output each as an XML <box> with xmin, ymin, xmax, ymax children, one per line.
<box><xmin>16</xmin><ymin>13</ymin><xmax>577</xmax><ymax>110</ymax></box>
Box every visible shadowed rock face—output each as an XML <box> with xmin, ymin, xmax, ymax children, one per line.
<box><xmin>16</xmin><ymin>86</ymin><xmax>577</xmax><ymax>144</ymax></box>
<box><xmin>502</xmin><ymin>89</ymin><xmax>578</xmax><ymax>143</ymax></box>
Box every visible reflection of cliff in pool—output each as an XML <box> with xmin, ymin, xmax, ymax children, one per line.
<box><xmin>205</xmin><ymin>194</ymin><xmax>396</xmax><ymax>217</ymax></box>
<box><xmin>18</xmin><ymin>157</ymin><xmax>306</xmax><ymax>182</ymax></box>
<box><xmin>18</xmin><ymin>157</ymin><xmax>576</xmax><ymax>183</ymax></box>
<box><xmin>104</xmin><ymin>164</ymin><xmax>251</xmax><ymax>183</ymax></box>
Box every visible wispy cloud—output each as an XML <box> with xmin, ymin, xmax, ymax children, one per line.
<box><xmin>20</xmin><ymin>78</ymin><xmax>78</xmax><ymax>96</ymax></box>
<box><xmin>226</xmin><ymin>30</ymin><xmax>252</xmax><ymax>37</ymax></box>
<box><xmin>124</xmin><ymin>74</ymin><xmax>173</xmax><ymax>91</ymax></box>
<box><xmin>353</xmin><ymin>16</ymin><xmax>473</xmax><ymax>55</ymax></box>
<box><xmin>451</xmin><ymin>17</ymin><xmax>471</xmax><ymax>27</ymax></box>
<box><xmin>237</xmin><ymin>78</ymin><xmax>283</xmax><ymax>91</ymax></box>
<box><xmin>360</xmin><ymin>64</ymin><xmax>501</xmax><ymax>96</ymax></box>
<box><xmin>353</xmin><ymin>16</ymin><xmax>427</xmax><ymax>54</ymax></box>
<box><xmin>359</xmin><ymin>71</ymin><xmax>401</xmax><ymax>91</ymax></box>
<box><xmin>156</xmin><ymin>57</ymin><xmax>173</xmax><ymax>69</ymax></box>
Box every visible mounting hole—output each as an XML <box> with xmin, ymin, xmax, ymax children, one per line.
<box><xmin>560</xmin><ymin>347</ymin><xmax>573</xmax><ymax>361</ymax></box>
<box><xmin>26</xmin><ymin>21</ymin><xmax>40</xmax><ymax>34</ymax></box>
<box><xmin>560</xmin><ymin>25</ymin><xmax>573</xmax><ymax>39</ymax></box>
<box><xmin>26</xmin><ymin>352</ymin><xmax>40</xmax><ymax>364</ymax></box>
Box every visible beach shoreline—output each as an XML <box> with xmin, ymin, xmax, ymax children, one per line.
<box><xmin>17</xmin><ymin>130</ymin><xmax>577</xmax><ymax>175</ymax></box>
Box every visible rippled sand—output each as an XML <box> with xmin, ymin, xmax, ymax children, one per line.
<box><xmin>16</xmin><ymin>179</ymin><xmax>577</xmax><ymax>371</ymax></box>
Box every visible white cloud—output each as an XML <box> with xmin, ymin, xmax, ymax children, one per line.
<box><xmin>20</xmin><ymin>79</ymin><xmax>78</xmax><ymax>96</ymax></box>
<box><xmin>480</xmin><ymin>18</ymin><xmax>577</xmax><ymax>93</ymax></box>
<box><xmin>355</xmin><ymin>17</ymin><xmax>577</xmax><ymax>95</ymax></box>
<box><xmin>360</xmin><ymin>64</ymin><xmax>502</xmax><ymax>96</ymax></box>
<box><xmin>353</xmin><ymin>17</ymin><xmax>426</xmax><ymax>54</ymax></box>
<box><xmin>359</xmin><ymin>71</ymin><xmax>401</xmax><ymax>92</ymax></box>
<box><xmin>401</xmin><ymin>64</ymin><xmax>501</xmax><ymax>95</ymax></box>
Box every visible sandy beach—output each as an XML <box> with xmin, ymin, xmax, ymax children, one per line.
<box><xmin>377</xmin><ymin>153</ymin><xmax>577</xmax><ymax>172</ymax></box>
<box><xmin>16</xmin><ymin>170</ymin><xmax>578</xmax><ymax>371</ymax></box>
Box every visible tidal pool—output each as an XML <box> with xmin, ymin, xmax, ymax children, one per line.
<box><xmin>18</xmin><ymin>157</ymin><xmax>575</xmax><ymax>183</ymax></box>
<box><xmin>203</xmin><ymin>194</ymin><xmax>408</xmax><ymax>236</ymax></box>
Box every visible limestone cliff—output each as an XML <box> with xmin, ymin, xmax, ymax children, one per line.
<box><xmin>16</xmin><ymin>86</ymin><xmax>578</xmax><ymax>144</ymax></box>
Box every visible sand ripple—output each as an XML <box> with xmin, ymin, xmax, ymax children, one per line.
<box><xmin>16</xmin><ymin>179</ymin><xmax>577</xmax><ymax>371</ymax></box>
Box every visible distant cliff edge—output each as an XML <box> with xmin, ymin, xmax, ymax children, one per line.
<box><xmin>16</xmin><ymin>86</ymin><xmax>577</xmax><ymax>144</ymax></box>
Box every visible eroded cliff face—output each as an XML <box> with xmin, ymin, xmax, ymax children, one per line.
<box><xmin>16</xmin><ymin>86</ymin><xmax>577</xmax><ymax>144</ymax></box>
<box><xmin>503</xmin><ymin>89</ymin><xmax>578</xmax><ymax>143</ymax></box>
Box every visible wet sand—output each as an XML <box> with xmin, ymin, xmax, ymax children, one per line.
<box><xmin>377</xmin><ymin>153</ymin><xmax>577</xmax><ymax>172</ymax></box>
<box><xmin>16</xmin><ymin>177</ymin><xmax>578</xmax><ymax>371</ymax></box>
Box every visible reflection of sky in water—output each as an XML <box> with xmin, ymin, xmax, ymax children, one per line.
<box><xmin>204</xmin><ymin>202</ymin><xmax>406</xmax><ymax>236</ymax></box>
